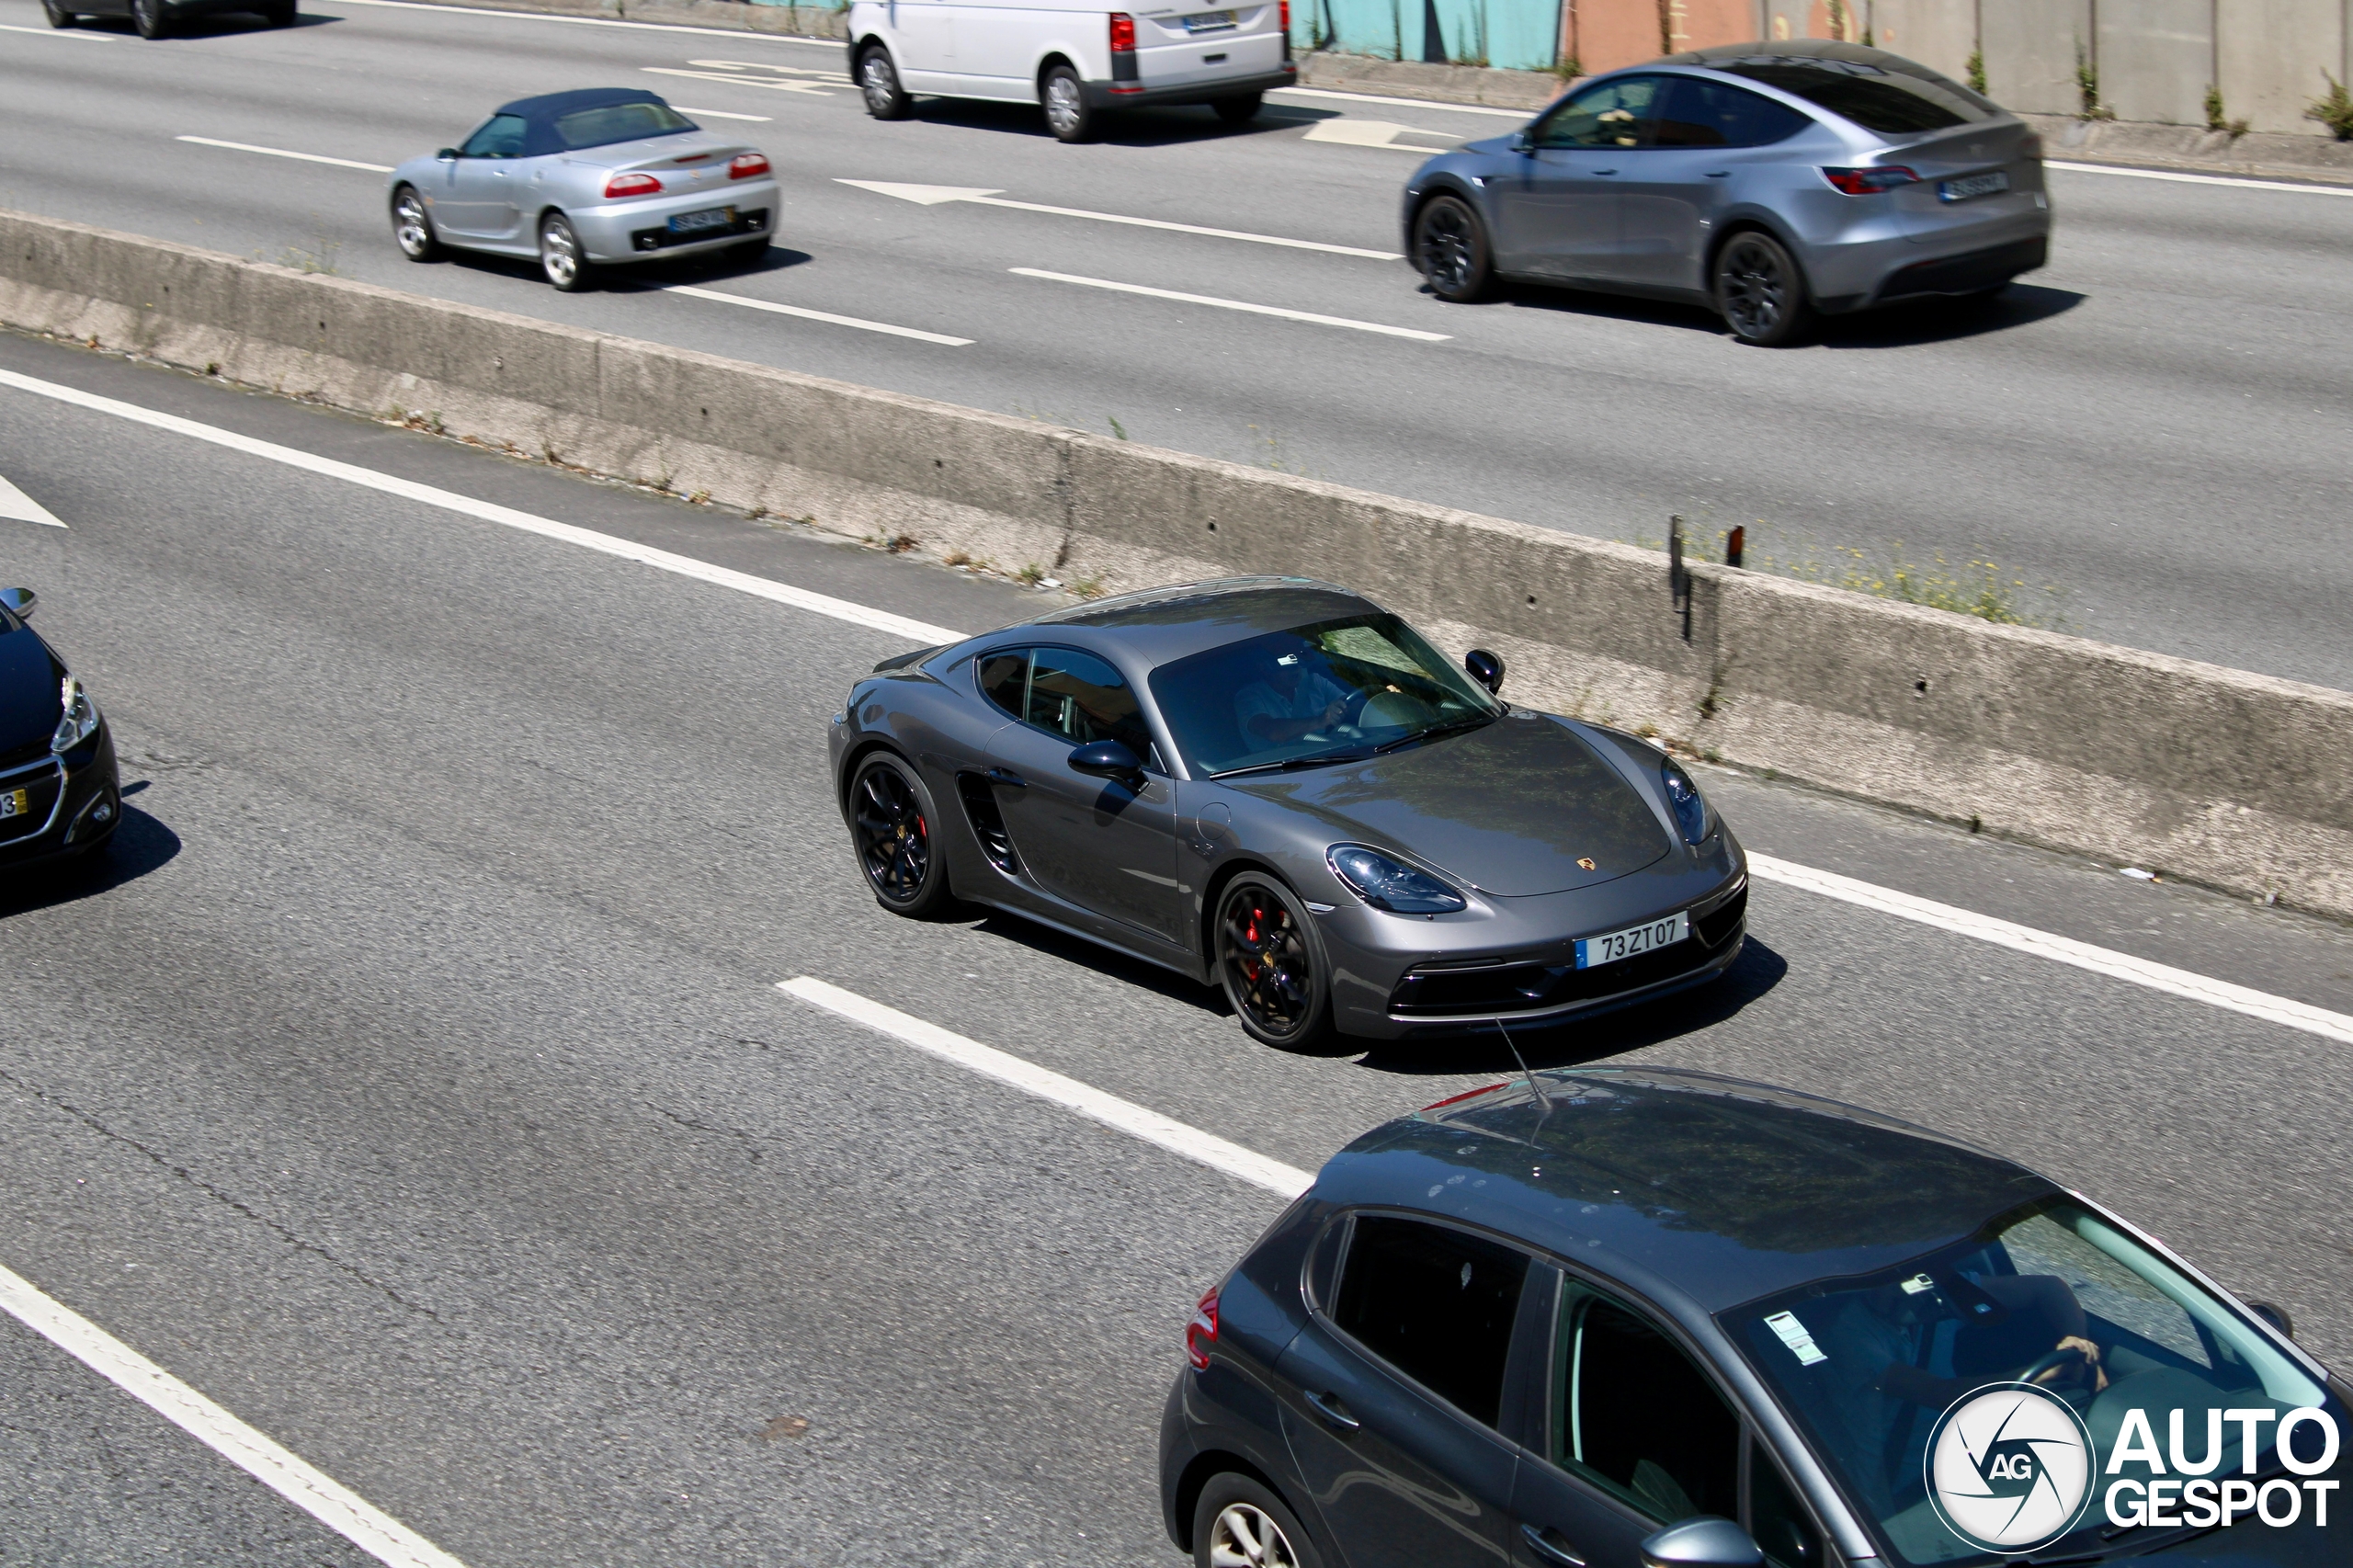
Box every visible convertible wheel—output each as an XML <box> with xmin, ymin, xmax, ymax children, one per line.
<box><xmin>858</xmin><ymin>47</ymin><xmax>910</xmax><ymax>120</ymax></box>
<box><xmin>131</xmin><ymin>0</ymin><xmax>169</xmax><ymax>38</ymax></box>
<box><xmin>1714</xmin><ymin>230</ymin><xmax>1813</xmax><ymax>347</ymax></box>
<box><xmin>1192</xmin><ymin>1473</ymin><xmax>1324</xmax><ymax>1568</ymax></box>
<box><xmin>1215</xmin><ymin>875</ymin><xmax>1330</xmax><ymax>1049</ymax></box>
<box><xmin>849</xmin><ymin>752</ymin><xmax>954</xmax><ymax>917</ymax></box>
<box><xmin>538</xmin><ymin>212</ymin><xmax>592</xmax><ymax>292</ymax></box>
<box><xmin>1041</xmin><ymin>64</ymin><xmax>1097</xmax><ymax>143</ymax></box>
<box><xmin>1413</xmin><ymin>195</ymin><xmax>1492</xmax><ymax>303</ymax></box>
<box><xmin>391</xmin><ymin>186</ymin><xmax>441</xmax><ymax>262</ymax></box>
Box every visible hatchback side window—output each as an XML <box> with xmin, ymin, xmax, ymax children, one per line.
<box><xmin>460</xmin><ymin>114</ymin><xmax>528</xmax><ymax>158</ymax></box>
<box><xmin>1747</xmin><ymin>1437</ymin><xmax>1827</xmax><ymax>1568</ymax></box>
<box><xmin>1026</xmin><ymin>648</ymin><xmax>1154</xmax><ymax>759</ymax></box>
<box><xmin>1531</xmin><ymin>75</ymin><xmax>1666</xmax><ymax>150</ymax></box>
<box><xmin>1552</xmin><ymin>1285</ymin><xmax>1740</xmax><ymax>1523</ymax></box>
<box><xmin>978</xmin><ymin>648</ymin><xmax>1029</xmax><ymax>721</ymax></box>
<box><xmin>1654</xmin><ymin>77</ymin><xmax>1812</xmax><ymax>148</ymax></box>
<box><xmin>1330</xmin><ymin>1215</ymin><xmax>1529</xmax><ymax>1426</ymax></box>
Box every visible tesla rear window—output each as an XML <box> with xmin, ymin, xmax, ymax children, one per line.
<box><xmin>552</xmin><ymin>101</ymin><xmax>696</xmax><ymax>151</ymax></box>
<box><xmin>1714</xmin><ymin>57</ymin><xmax>1995</xmax><ymax>134</ymax></box>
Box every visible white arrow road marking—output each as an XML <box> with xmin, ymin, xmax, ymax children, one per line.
<box><xmin>836</xmin><ymin>179</ymin><xmax>1404</xmax><ymax>259</ymax></box>
<box><xmin>0</xmin><ymin>1260</ymin><xmax>472</xmax><ymax>1568</ymax></box>
<box><xmin>0</xmin><ymin>472</ymin><xmax>65</xmax><ymax>528</ymax></box>
<box><xmin>1302</xmin><ymin>119</ymin><xmax>1461</xmax><ymax>153</ymax></box>
<box><xmin>778</xmin><ymin>978</ymin><xmax>1315</xmax><ymax>1199</ymax></box>
<box><xmin>176</xmin><ymin>136</ymin><xmax>394</xmax><ymax>174</ymax></box>
<box><xmin>1010</xmin><ymin>268</ymin><xmax>1449</xmax><ymax>340</ymax></box>
<box><xmin>685</xmin><ymin>57</ymin><xmax>850</xmax><ymax>81</ymax></box>
<box><xmin>1272</xmin><ymin>85</ymin><xmax>1533</xmax><ymax>119</ymax></box>
<box><xmin>658</xmin><ymin>284</ymin><xmax>973</xmax><ymax>346</ymax></box>
<box><xmin>643</xmin><ymin>67</ymin><xmax>837</xmax><ymax>96</ymax></box>
<box><xmin>674</xmin><ymin>106</ymin><xmax>772</xmax><ymax>122</ymax></box>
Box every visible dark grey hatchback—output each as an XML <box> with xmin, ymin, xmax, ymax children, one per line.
<box><xmin>1163</xmin><ymin>1070</ymin><xmax>2347</xmax><ymax>1568</ymax></box>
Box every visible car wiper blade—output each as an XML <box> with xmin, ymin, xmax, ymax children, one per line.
<box><xmin>1210</xmin><ymin>750</ymin><xmax>1372</xmax><ymax>779</ymax></box>
<box><xmin>1376</xmin><ymin>713</ymin><xmax>1498</xmax><ymax>754</ymax></box>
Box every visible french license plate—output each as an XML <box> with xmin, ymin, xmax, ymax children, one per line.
<box><xmin>1574</xmin><ymin>911</ymin><xmax>1688</xmax><ymax>970</ymax></box>
<box><xmin>1938</xmin><ymin>171</ymin><xmax>2009</xmax><ymax>202</ymax></box>
<box><xmin>0</xmin><ymin>788</ymin><xmax>26</xmax><ymax>820</ymax></box>
<box><xmin>668</xmin><ymin>206</ymin><xmax>736</xmax><ymax>234</ymax></box>
<box><xmin>1182</xmin><ymin>8</ymin><xmax>1238</xmax><ymax>30</ymax></box>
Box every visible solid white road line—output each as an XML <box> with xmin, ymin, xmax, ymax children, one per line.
<box><xmin>176</xmin><ymin>136</ymin><xmax>394</xmax><ymax>174</ymax></box>
<box><xmin>0</xmin><ymin>19</ymin><xmax>113</xmax><ymax>38</ymax></box>
<box><xmin>675</xmin><ymin>106</ymin><xmax>773</xmax><ymax>122</ymax></box>
<box><xmin>2046</xmin><ymin>159</ymin><xmax>2353</xmax><ymax>198</ymax></box>
<box><xmin>0</xmin><ymin>472</ymin><xmax>66</xmax><ymax>528</ymax></box>
<box><xmin>643</xmin><ymin>66</ymin><xmax>838</xmax><ymax>97</ymax></box>
<box><xmin>0</xmin><ymin>369</ymin><xmax>964</xmax><ymax>646</ymax></box>
<box><xmin>1747</xmin><ymin>854</ymin><xmax>2353</xmax><ymax>1047</ymax></box>
<box><xmin>1270</xmin><ymin>85</ymin><xmax>1532</xmax><ymax>119</ymax></box>
<box><xmin>1010</xmin><ymin>268</ymin><xmax>1449</xmax><ymax>341</ymax></box>
<box><xmin>657</xmin><ymin>283</ymin><xmax>973</xmax><ymax>346</ymax></box>
<box><xmin>836</xmin><ymin>180</ymin><xmax>1404</xmax><ymax>260</ymax></box>
<box><xmin>328</xmin><ymin>0</ymin><xmax>843</xmax><ymax>43</ymax></box>
<box><xmin>0</xmin><ymin>1261</ymin><xmax>469</xmax><ymax>1568</ymax></box>
<box><xmin>779</xmin><ymin>978</ymin><xmax>1314</xmax><ymax>1198</ymax></box>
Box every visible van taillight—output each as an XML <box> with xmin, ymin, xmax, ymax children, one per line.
<box><xmin>1279</xmin><ymin>0</ymin><xmax>1289</xmax><ymax>28</ymax></box>
<box><xmin>1186</xmin><ymin>1286</ymin><xmax>1220</xmax><ymax>1369</ymax></box>
<box><xmin>1108</xmin><ymin>11</ymin><xmax>1136</xmax><ymax>51</ymax></box>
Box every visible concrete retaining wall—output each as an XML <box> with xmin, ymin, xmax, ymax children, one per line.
<box><xmin>4</xmin><ymin>209</ymin><xmax>2348</xmax><ymax>918</ymax></box>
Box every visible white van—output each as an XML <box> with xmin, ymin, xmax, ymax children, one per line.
<box><xmin>847</xmin><ymin>0</ymin><xmax>1298</xmax><ymax>142</ymax></box>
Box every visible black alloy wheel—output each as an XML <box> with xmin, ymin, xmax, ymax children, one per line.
<box><xmin>1212</xmin><ymin>93</ymin><xmax>1263</xmax><ymax>124</ymax></box>
<box><xmin>850</xmin><ymin>753</ymin><xmax>952</xmax><ymax>916</ymax></box>
<box><xmin>1413</xmin><ymin>194</ymin><xmax>1492</xmax><ymax>303</ymax></box>
<box><xmin>1191</xmin><ymin>1472</ymin><xmax>1324</xmax><ymax>1568</ymax></box>
<box><xmin>1714</xmin><ymin>229</ymin><xmax>1813</xmax><ymax>347</ymax></box>
<box><xmin>131</xmin><ymin>0</ymin><xmax>168</xmax><ymax>37</ymax></box>
<box><xmin>858</xmin><ymin>47</ymin><xmax>910</xmax><ymax>119</ymax></box>
<box><xmin>41</xmin><ymin>0</ymin><xmax>76</xmax><ymax>28</ymax></box>
<box><xmin>1215</xmin><ymin>875</ymin><xmax>1330</xmax><ymax>1048</ymax></box>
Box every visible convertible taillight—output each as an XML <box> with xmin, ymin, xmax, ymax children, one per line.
<box><xmin>728</xmin><ymin>152</ymin><xmax>771</xmax><ymax>180</ymax></box>
<box><xmin>1108</xmin><ymin>11</ymin><xmax>1136</xmax><ymax>51</ymax></box>
<box><xmin>1821</xmin><ymin>165</ymin><xmax>1918</xmax><ymax>195</ymax></box>
<box><xmin>604</xmin><ymin>172</ymin><xmax>663</xmax><ymax>198</ymax></box>
<box><xmin>1186</xmin><ymin>1286</ymin><xmax>1220</xmax><ymax>1370</ymax></box>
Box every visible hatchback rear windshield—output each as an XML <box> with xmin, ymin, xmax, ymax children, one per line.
<box><xmin>553</xmin><ymin>101</ymin><xmax>695</xmax><ymax>151</ymax></box>
<box><xmin>1713</xmin><ymin>56</ymin><xmax>1996</xmax><ymax>134</ymax></box>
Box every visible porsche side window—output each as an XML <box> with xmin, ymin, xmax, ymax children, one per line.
<box><xmin>1552</xmin><ymin>1286</ymin><xmax>1740</xmax><ymax>1524</ymax></box>
<box><xmin>459</xmin><ymin>114</ymin><xmax>528</xmax><ymax>159</ymax></box>
<box><xmin>1531</xmin><ymin>75</ymin><xmax>1665</xmax><ymax>150</ymax></box>
<box><xmin>978</xmin><ymin>649</ymin><xmax>1029</xmax><ymax>721</ymax></box>
<box><xmin>1027</xmin><ymin>648</ymin><xmax>1154</xmax><ymax>759</ymax></box>
<box><xmin>1330</xmin><ymin>1215</ymin><xmax>1529</xmax><ymax>1427</ymax></box>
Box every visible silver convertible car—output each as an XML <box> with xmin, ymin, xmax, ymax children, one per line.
<box><xmin>1403</xmin><ymin>40</ymin><xmax>2051</xmax><ymax>345</ymax></box>
<box><xmin>830</xmin><ymin>579</ymin><xmax>1746</xmax><ymax>1050</ymax></box>
<box><xmin>386</xmin><ymin>88</ymin><xmax>780</xmax><ymax>292</ymax></box>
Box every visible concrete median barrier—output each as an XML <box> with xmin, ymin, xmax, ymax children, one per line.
<box><xmin>3</xmin><ymin>209</ymin><xmax>2347</xmax><ymax>918</ymax></box>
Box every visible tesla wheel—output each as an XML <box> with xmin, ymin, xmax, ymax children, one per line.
<box><xmin>1714</xmin><ymin>230</ymin><xmax>1813</xmax><ymax>347</ymax></box>
<box><xmin>1413</xmin><ymin>195</ymin><xmax>1491</xmax><ymax>303</ymax></box>
<box><xmin>1192</xmin><ymin>1474</ymin><xmax>1323</xmax><ymax>1568</ymax></box>
<box><xmin>849</xmin><ymin>752</ymin><xmax>953</xmax><ymax>917</ymax></box>
<box><xmin>1212</xmin><ymin>93</ymin><xmax>1263</xmax><ymax>124</ymax></box>
<box><xmin>1215</xmin><ymin>874</ymin><xmax>1330</xmax><ymax>1049</ymax></box>
<box><xmin>391</xmin><ymin>187</ymin><xmax>441</xmax><ymax>262</ymax></box>
<box><xmin>858</xmin><ymin>47</ymin><xmax>910</xmax><ymax>120</ymax></box>
<box><xmin>41</xmin><ymin>0</ymin><xmax>75</xmax><ymax>28</ymax></box>
<box><xmin>131</xmin><ymin>0</ymin><xmax>169</xmax><ymax>37</ymax></box>
<box><xmin>1041</xmin><ymin>65</ymin><xmax>1097</xmax><ymax>143</ymax></box>
<box><xmin>539</xmin><ymin>213</ymin><xmax>592</xmax><ymax>292</ymax></box>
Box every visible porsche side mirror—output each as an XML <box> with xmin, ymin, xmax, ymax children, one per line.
<box><xmin>2247</xmin><ymin>1300</ymin><xmax>2295</xmax><ymax>1339</ymax></box>
<box><xmin>1639</xmin><ymin>1517</ymin><xmax>1764</xmax><ymax>1568</ymax></box>
<box><xmin>437</xmin><ymin>147</ymin><xmax>460</xmax><ymax>161</ymax></box>
<box><xmin>0</xmin><ymin>586</ymin><xmax>34</xmax><ymax>620</ymax></box>
<box><xmin>1068</xmin><ymin>739</ymin><xmax>1143</xmax><ymax>781</ymax></box>
<box><xmin>1465</xmin><ymin>648</ymin><xmax>1505</xmax><ymax>695</ymax></box>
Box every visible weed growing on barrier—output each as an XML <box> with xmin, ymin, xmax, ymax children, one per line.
<box><xmin>1016</xmin><ymin>562</ymin><xmax>1046</xmax><ymax>586</ymax></box>
<box><xmin>2204</xmin><ymin>85</ymin><xmax>2251</xmax><ymax>136</ymax></box>
<box><xmin>1627</xmin><ymin>520</ymin><xmax>2066</xmax><ymax>628</ymax></box>
<box><xmin>268</xmin><ymin>228</ymin><xmax>344</xmax><ymax>276</ymax></box>
<box><xmin>1967</xmin><ymin>51</ymin><xmax>1986</xmax><ymax>95</ymax></box>
<box><xmin>2075</xmin><ymin>52</ymin><xmax>2114</xmax><ymax>120</ymax></box>
<box><xmin>2310</xmin><ymin>73</ymin><xmax>2353</xmax><ymax>141</ymax></box>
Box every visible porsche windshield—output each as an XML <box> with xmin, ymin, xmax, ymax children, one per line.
<box><xmin>1148</xmin><ymin>613</ymin><xmax>1499</xmax><ymax>778</ymax></box>
<box><xmin>1722</xmin><ymin>1198</ymin><xmax>2336</xmax><ymax>1565</ymax></box>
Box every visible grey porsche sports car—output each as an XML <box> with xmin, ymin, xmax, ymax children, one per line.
<box><xmin>827</xmin><ymin>578</ymin><xmax>1746</xmax><ymax>1047</ymax></box>
<box><xmin>386</xmin><ymin>88</ymin><xmax>779</xmax><ymax>292</ymax></box>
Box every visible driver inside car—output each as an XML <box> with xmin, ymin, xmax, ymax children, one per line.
<box><xmin>1233</xmin><ymin>648</ymin><xmax>1357</xmax><ymax>746</ymax></box>
<box><xmin>1872</xmin><ymin>1273</ymin><xmax>2110</xmax><ymax>1410</ymax></box>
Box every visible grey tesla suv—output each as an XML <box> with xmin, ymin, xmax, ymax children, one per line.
<box><xmin>1402</xmin><ymin>40</ymin><xmax>2052</xmax><ymax>345</ymax></box>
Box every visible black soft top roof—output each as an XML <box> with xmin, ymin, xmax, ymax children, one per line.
<box><xmin>490</xmin><ymin>87</ymin><xmax>689</xmax><ymax>158</ymax></box>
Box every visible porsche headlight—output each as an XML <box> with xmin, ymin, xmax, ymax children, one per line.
<box><xmin>1661</xmin><ymin>760</ymin><xmax>1712</xmax><ymax>846</ymax></box>
<box><xmin>1328</xmin><ymin>845</ymin><xmax>1467</xmax><ymax>914</ymax></box>
<box><xmin>51</xmin><ymin>676</ymin><xmax>99</xmax><ymax>754</ymax></box>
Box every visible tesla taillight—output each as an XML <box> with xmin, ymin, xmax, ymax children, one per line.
<box><xmin>604</xmin><ymin>172</ymin><xmax>663</xmax><ymax>198</ymax></box>
<box><xmin>729</xmin><ymin>152</ymin><xmax>771</xmax><ymax>180</ymax></box>
<box><xmin>1108</xmin><ymin>11</ymin><xmax>1136</xmax><ymax>51</ymax></box>
<box><xmin>1186</xmin><ymin>1286</ymin><xmax>1219</xmax><ymax>1369</ymax></box>
<box><xmin>1820</xmin><ymin>165</ymin><xmax>1918</xmax><ymax>195</ymax></box>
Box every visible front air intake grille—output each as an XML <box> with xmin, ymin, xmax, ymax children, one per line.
<box><xmin>1390</xmin><ymin>881</ymin><xmax>1746</xmax><ymax>1018</ymax></box>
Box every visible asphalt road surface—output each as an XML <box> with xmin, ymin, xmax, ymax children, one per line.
<box><xmin>1</xmin><ymin>329</ymin><xmax>2349</xmax><ymax>1566</ymax></box>
<box><xmin>1</xmin><ymin>0</ymin><xmax>2349</xmax><ymax>691</ymax></box>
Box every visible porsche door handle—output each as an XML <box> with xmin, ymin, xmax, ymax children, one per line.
<box><xmin>983</xmin><ymin>767</ymin><xmax>1027</xmax><ymax>789</ymax></box>
<box><xmin>1520</xmin><ymin>1523</ymin><xmax>1587</xmax><ymax>1566</ymax></box>
<box><xmin>1302</xmin><ymin>1390</ymin><xmax>1360</xmax><ymax>1431</ymax></box>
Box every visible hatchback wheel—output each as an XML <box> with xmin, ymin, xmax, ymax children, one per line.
<box><xmin>849</xmin><ymin>752</ymin><xmax>954</xmax><ymax>917</ymax></box>
<box><xmin>391</xmin><ymin>186</ymin><xmax>441</xmax><ymax>262</ymax></box>
<box><xmin>131</xmin><ymin>0</ymin><xmax>169</xmax><ymax>37</ymax></box>
<box><xmin>1215</xmin><ymin>875</ymin><xmax>1330</xmax><ymax>1048</ymax></box>
<box><xmin>1041</xmin><ymin>64</ymin><xmax>1097</xmax><ymax>143</ymax></box>
<box><xmin>1413</xmin><ymin>194</ymin><xmax>1492</xmax><ymax>303</ymax></box>
<box><xmin>858</xmin><ymin>47</ymin><xmax>910</xmax><ymax>119</ymax></box>
<box><xmin>538</xmin><ymin>213</ymin><xmax>592</xmax><ymax>292</ymax></box>
<box><xmin>1714</xmin><ymin>230</ymin><xmax>1813</xmax><ymax>347</ymax></box>
<box><xmin>1192</xmin><ymin>1474</ymin><xmax>1323</xmax><ymax>1568</ymax></box>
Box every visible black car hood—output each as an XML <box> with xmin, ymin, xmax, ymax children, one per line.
<box><xmin>0</xmin><ymin>625</ymin><xmax>63</xmax><ymax>761</ymax></box>
<box><xmin>1231</xmin><ymin>715</ymin><xmax>1675</xmax><ymax>895</ymax></box>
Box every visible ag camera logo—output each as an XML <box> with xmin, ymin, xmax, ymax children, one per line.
<box><xmin>1926</xmin><ymin>1383</ymin><xmax>2096</xmax><ymax>1554</ymax></box>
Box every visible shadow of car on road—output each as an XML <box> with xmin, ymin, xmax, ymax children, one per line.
<box><xmin>1433</xmin><ymin>278</ymin><xmax>2084</xmax><ymax>347</ymax></box>
<box><xmin>409</xmin><ymin>244</ymin><xmax>816</xmax><ymax>295</ymax></box>
<box><xmin>74</xmin><ymin>9</ymin><xmax>340</xmax><ymax>36</ymax></box>
<box><xmin>900</xmin><ymin>96</ymin><xmax>1333</xmax><ymax>149</ymax></box>
<box><xmin>0</xmin><ymin>790</ymin><xmax>181</xmax><ymax>921</ymax></box>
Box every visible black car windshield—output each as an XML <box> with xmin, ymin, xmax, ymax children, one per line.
<box><xmin>1713</xmin><ymin>56</ymin><xmax>1995</xmax><ymax>134</ymax></box>
<box><xmin>1147</xmin><ymin>613</ymin><xmax>1498</xmax><ymax>777</ymax></box>
<box><xmin>553</xmin><ymin>101</ymin><xmax>695</xmax><ymax>151</ymax></box>
<box><xmin>1722</xmin><ymin>1197</ymin><xmax>2337</xmax><ymax>1565</ymax></box>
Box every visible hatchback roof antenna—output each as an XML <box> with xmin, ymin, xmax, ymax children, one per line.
<box><xmin>1495</xmin><ymin>1017</ymin><xmax>1553</xmax><ymax>1114</ymax></box>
